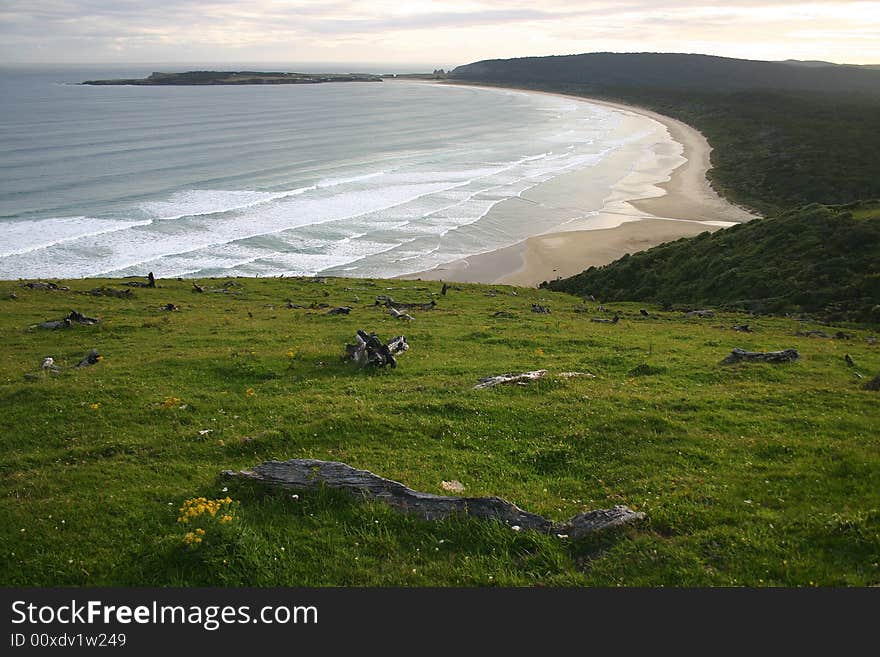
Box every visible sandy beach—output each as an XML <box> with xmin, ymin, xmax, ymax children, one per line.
<box><xmin>407</xmin><ymin>86</ymin><xmax>756</xmax><ymax>287</ymax></box>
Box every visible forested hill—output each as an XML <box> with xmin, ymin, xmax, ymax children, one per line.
<box><xmin>450</xmin><ymin>52</ymin><xmax>880</xmax><ymax>95</ymax></box>
<box><xmin>449</xmin><ymin>53</ymin><xmax>880</xmax><ymax>215</ymax></box>
<box><xmin>545</xmin><ymin>201</ymin><xmax>880</xmax><ymax>323</ymax></box>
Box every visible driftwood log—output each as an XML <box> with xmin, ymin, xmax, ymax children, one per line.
<box><xmin>475</xmin><ymin>370</ymin><xmax>547</xmax><ymax>389</ymax></box>
<box><xmin>222</xmin><ymin>459</ymin><xmax>644</xmax><ymax>539</ymax></box>
<box><xmin>77</xmin><ymin>349</ymin><xmax>101</xmax><ymax>367</ymax></box>
<box><xmin>796</xmin><ymin>330</ymin><xmax>830</xmax><ymax>338</ymax></box>
<box><xmin>33</xmin><ymin>310</ymin><xmax>99</xmax><ymax>330</ymax></box>
<box><xmin>84</xmin><ymin>286</ymin><xmax>133</xmax><ymax>298</ymax></box>
<box><xmin>722</xmin><ymin>347</ymin><xmax>799</xmax><ymax>364</ymax></box>
<box><xmin>380</xmin><ymin>297</ymin><xmax>437</xmax><ymax>311</ymax></box>
<box><xmin>22</xmin><ymin>281</ymin><xmax>70</xmax><ymax>291</ymax></box>
<box><xmin>344</xmin><ymin>330</ymin><xmax>409</xmax><ymax>368</ymax></box>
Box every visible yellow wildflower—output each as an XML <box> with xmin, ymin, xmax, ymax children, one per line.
<box><xmin>162</xmin><ymin>396</ymin><xmax>182</xmax><ymax>409</ymax></box>
<box><xmin>89</xmin><ymin>403</ymin><xmax>101</xmax><ymax>410</ymax></box>
<box><xmin>245</xmin><ymin>388</ymin><xmax>255</xmax><ymax>397</ymax></box>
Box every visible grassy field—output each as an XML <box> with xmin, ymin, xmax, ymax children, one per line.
<box><xmin>1</xmin><ymin>276</ymin><xmax>877</xmax><ymax>586</ymax></box>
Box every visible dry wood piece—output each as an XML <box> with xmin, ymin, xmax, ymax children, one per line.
<box><xmin>388</xmin><ymin>308</ymin><xmax>414</xmax><ymax>321</ymax></box>
<box><xmin>326</xmin><ymin>306</ymin><xmax>351</xmax><ymax>315</ymax></box>
<box><xmin>84</xmin><ymin>286</ymin><xmax>133</xmax><ymax>298</ymax></box>
<box><xmin>344</xmin><ymin>330</ymin><xmax>409</xmax><ymax>368</ymax></box>
<box><xmin>77</xmin><ymin>349</ymin><xmax>102</xmax><ymax>367</ymax></box>
<box><xmin>557</xmin><ymin>371</ymin><xmax>596</xmax><ymax>379</ymax></box>
<box><xmin>222</xmin><ymin>459</ymin><xmax>645</xmax><ymax>539</ymax></box>
<box><xmin>491</xmin><ymin>311</ymin><xmax>515</xmax><ymax>318</ymax></box>
<box><xmin>375</xmin><ymin>295</ymin><xmax>437</xmax><ymax>311</ymax></box>
<box><xmin>722</xmin><ymin>347</ymin><xmax>799</xmax><ymax>364</ymax></box>
<box><xmin>192</xmin><ymin>282</ymin><xmax>205</xmax><ymax>293</ymax></box>
<box><xmin>639</xmin><ymin>309</ymin><xmax>650</xmax><ymax>317</ymax></box>
<box><xmin>685</xmin><ymin>309</ymin><xmax>715</xmax><ymax>318</ymax></box>
<box><xmin>796</xmin><ymin>330</ymin><xmax>830</xmax><ymax>338</ymax></box>
<box><xmin>474</xmin><ymin>370</ymin><xmax>547</xmax><ymax>389</ymax></box>
<box><xmin>41</xmin><ymin>357</ymin><xmax>60</xmax><ymax>372</ymax></box>
<box><xmin>32</xmin><ymin>310</ymin><xmax>99</xmax><ymax>330</ymax></box>
<box><xmin>22</xmin><ymin>281</ymin><xmax>70</xmax><ymax>291</ymax></box>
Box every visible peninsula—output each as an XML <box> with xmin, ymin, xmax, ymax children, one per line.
<box><xmin>81</xmin><ymin>70</ymin><xmax>383</xmax><ymax>85</ymax></box>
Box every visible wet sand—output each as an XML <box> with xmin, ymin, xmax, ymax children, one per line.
<box><xmin>406</xmin><ymin>88</ymin><xmax>755</xmax><ymax>287</ymax></box>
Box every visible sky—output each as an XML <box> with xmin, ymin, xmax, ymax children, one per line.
<box><xmin>2</xmin><ymin>1</ymin><xmax>879</xmax><ymax>68</ymax></box>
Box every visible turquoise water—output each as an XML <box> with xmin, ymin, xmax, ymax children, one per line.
<box><xmin>0</xmin><ymin>67</ymin><xmax>653</xmax><ymax>279</ymax></box>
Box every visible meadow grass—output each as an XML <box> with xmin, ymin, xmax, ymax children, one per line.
<box><xmin>1</xmin><ymin>276</ymin><xmax>877</xmax><ymax>586</ymax></box>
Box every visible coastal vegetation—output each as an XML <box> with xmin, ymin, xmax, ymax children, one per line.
<box><xmin>450</xmin><ymin>53</ymin><xmax>880</xmax><ymax>215</ymax></box>
<box><xmin>1</xmin><ymin>276</ymin><xmax>877</xmax><ymax>585</ymax></box>
<box><xmin>546</xmin><ymin>201</ymin><xmax>880</xmax><ymax>323</ymax></box>
<box><xmin>82</xmin><ymin>71</ymin><xmax>383</xmax><ymax>85</ymax></box>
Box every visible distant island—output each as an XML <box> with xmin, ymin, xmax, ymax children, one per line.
<box><xmin>81</xmin><ymin>70</ymin><xmax>383</xmax><ymax>85</ymax></box>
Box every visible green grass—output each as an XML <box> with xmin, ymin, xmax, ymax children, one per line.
<box><xmin>1</xmin><ymin>276</ymin><xmax>878</xmax><ymax>586</ymax></box>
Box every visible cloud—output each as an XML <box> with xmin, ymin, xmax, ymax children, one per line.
<box><xmin>2</xmin><ymin>1</ymin><xmax>879</xmax><ymax>64</ymax></box>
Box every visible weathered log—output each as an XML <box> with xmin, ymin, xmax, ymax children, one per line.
<box><xmin>732</xmin><ymin>324</ymin><xmax>752</xmax><ymax>332</ymax></box>
<box><xmin>344</xmin><ymin>330</ymin><xmax>409</xmax><ymax>368</ymax></box>
<box><xmin>41</xmin><ymin>357</ymin><xmax>60</xmax><ymax>372</ymax></box>
<box><xmin>531</xmin><ymin>304</ymin><xmax>550</xmax><ymax>314</ymax></box>
<box><xmin>76</xmin><ymin>349</ymin><xmax>101</xmax><ymax>367</ymax></box>
<box><xmin>639</xmin><ymin>309</ymin><xmax>650</xmax><ymax>317</ymax></box>
<box><xmin>22</xmin><ymin>281</ymin><xmax>69</xmax><ymax>291</ymax></box>
<box><xmin>33</xmin><ymin>310</ymin><xmax>99</xmax><ymax>330</ymax></box>
<box><xmin>557</xmin><ymin>371</ymin><xmax>596</xmax><ymax>379</ymax></box>
<box><xmin>796</xmin><ymin>330</ymin><xmax>830</xmax><ymax>338</ymax></box>
<box><xmin>192</xmin><ymin>282</ymin><xmax>205</xmax><ymax>293</ymax></box>
<box><xmin>388</xmin><ymin>308</ymin><xmax>414</xmax><ymax>321</ymax></box>
<box><xmin>845</xmin><ymin>354</ymin><xmax>856</xmax><ymax>367</ymax></box>
<box><xmin>221</xmin><ymin>459</ymin><xmax>645</xmax><ymax>538</ymax></box>
<box><xmin>475</xmin><ymin>370</ymin><xmax>547</xmax><ymax>389</ymax></box>
<box><xmin>326</xmin><ymin>306</ymin><xmax>351</xmax><ymax>315</ymax></box>
<box><xmin>491</xmin><ymin>311</ymin><xmax>515</xmax><ymax>319</ymax></box>
<box><xmin>685</xmin><ymin>309</ymin><xmax>715</xmax><ymax>318</ymax></box>
<box><xmin>722</xmin><ymin>347</ymin><xmax>799</xmax><ymax>364</ymax></box>
<box><xmin>391</xmin><ymin>299</ymin><xmax>436</xmax><ymax>311</ymax></box>
<box><xmin>85</xmin><ymin>286</ymin><xmax>133</xmax><ymax>298</ymax></box>
<box><xmin>591</xmin><ymin>314</ymin><xmax>619</xmax><ymax>324</ymax></box>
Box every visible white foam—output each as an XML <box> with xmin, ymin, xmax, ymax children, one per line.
<box><xmin>0</xmin><ymin>215</ymin><xmax>151</xmax><ymax>258</ymax></box>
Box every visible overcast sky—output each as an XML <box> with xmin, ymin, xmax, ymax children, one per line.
<box><xmin>2</xmin><ymin>1</ymin><xmax>879</xmax><ymax>67</ymax></box>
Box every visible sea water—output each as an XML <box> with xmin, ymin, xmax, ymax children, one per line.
<box><xmin>0</xmin><ymin>66</ymin><xmax>665</xmax><ymax>280</ymax></box>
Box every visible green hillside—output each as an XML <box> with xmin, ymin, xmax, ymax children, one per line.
<box><xmin>1</xmin><ymin>276</ymin><xmax>877</xmax><ymax>586</ymax></box>
<box><xmin>546</xmin><ymin>201</ymin><xmax>880</xmax><ymax>322</ymax></box>
<box><xmin>450</xmin><ymin>53</ymin><xmax>880</xmax><ymax>214</ymax></box>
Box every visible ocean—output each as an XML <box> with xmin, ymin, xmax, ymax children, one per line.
<box><xmin>0</xmin><ymin>66</ymin><xmax>665</xmax><ymax>280</ymax></box>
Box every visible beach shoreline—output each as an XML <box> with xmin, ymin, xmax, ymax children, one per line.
<box><xmin>403</xmin><ymin>83</ymin><xmax>757</xmax><ymax>287</ymax></box>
